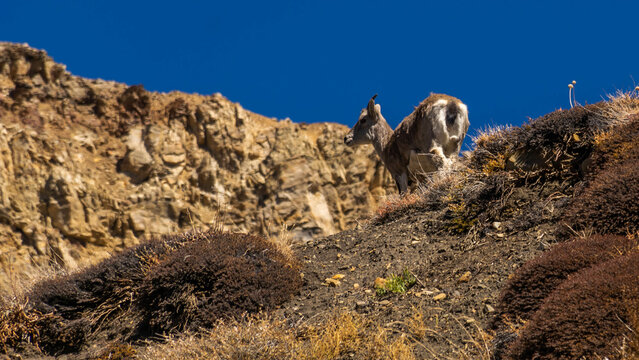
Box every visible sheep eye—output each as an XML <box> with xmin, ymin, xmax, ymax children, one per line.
<box><xmin>360</xmin><ymin>118</ymin><xmax>367</xmax><ymax>124</ymax></box>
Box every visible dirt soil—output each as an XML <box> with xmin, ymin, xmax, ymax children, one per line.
<box><xmin>278</xmin><ymin>181</ymin><xmax>566</xmax><ymax>358</ymax></box>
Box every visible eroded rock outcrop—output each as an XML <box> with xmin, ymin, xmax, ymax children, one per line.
<box><xmin>0</xmin><ymin>42</ymin><xmax>394</xmax><ymax>290</ymax></box>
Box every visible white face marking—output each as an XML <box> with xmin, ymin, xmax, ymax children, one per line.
<box><xmin>458</xmin><ymin>102</ymin><xmax>468</xmax><ymax>115</ymax></box>
<box><xmin>434</xmin><ymin>99</ymin><xmax>448</xmax><ymax>107</ymax></box>
<box><xmin>434</xmin><ymin>106</ymin><xmax>447</xmax><ymax>131</ymax></box>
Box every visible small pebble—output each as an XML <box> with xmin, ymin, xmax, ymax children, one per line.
<box><xmin>458</xmin><ymin>271</ymin><xmax>472</xmax><ymax>283</ymax></box>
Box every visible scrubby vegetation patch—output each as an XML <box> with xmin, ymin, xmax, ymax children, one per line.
<box><xmin>375</xmin><ymin>270</ymin><xmax>417</xmax><ymax>297</ymax></box>
<box><xmin>506</xmin><ymin>251</ymin><xmax>639</xmax><ymax>359</ymax></box>
<box><xmin>2</xmin><ymin>229</ymin><xmax>301</xmax><ymax>356</ymax></box>
<box><xmin>138</xmin><ymin>231</ymin><xmax>302</xmax><ymax>335</ymax></box>
<box><xmin>564</xmin><ymin>158</ymin><xmax>639</xmax><ymax>235</ymax></box>
<box><xmin>491</xmin><ymin>235</ymin><xmax>637</xmax><ymax>332</ymax></box>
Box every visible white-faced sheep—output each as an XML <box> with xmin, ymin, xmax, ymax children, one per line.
<box><xmin>344</xmin><ymin>94</ymin><xmax>469</xmax><ymax>193</ymax></box>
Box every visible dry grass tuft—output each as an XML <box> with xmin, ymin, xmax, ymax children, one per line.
<box><xmin>406</xmin><ymin>308</ymin><xmax>493</xmax><ymax>360</ymax></box>
<box><xmin>139</xmin><ymin>311</ymin><xmax>417</xmax><ymax>360</ymax></box>
<box><xmin>374</xmin><ymin>192</ymin><xmax>422</xmax><ymax>222</ymax></box>
<box><xmin>139</xmin><ymin>315</ymin><xmax>298</xmax><ymax>359</ymax></box>
<box><xmin>589</xmin><ymin>90</ymin><xmax>639</xmax><ymax>130</ymax></box>
<box><xmin>0</xmin><ymin>259</ymin><xmax>70</xmax><ymax>302</ymax></box>
<box><xmin>469</xmin><ymin>125</ymin><xmax>513</xmax><ymax>175</ymax></box>
<box><xmin>301</xmin><ymin>311</ymin><xmax>415</xmax><ymax>360</ymax></box>
<box><xmin>268</xmin><ymin>223</ymin><xmax>296</xmax><ymax>264</ymax></box>
<box><xmin>0</xmin><ymin>261</ymin><xmax>72</xmax><ymax>355</ymax></box>
<box><xmin>624</xmin><ymin>300</ymin><xmax>639</xmax><ymax>360</ymax></box>
<box><xmin>471</xmin><ymin>125</ymin><xmax>513</xmax><ymax>147</ymax></box>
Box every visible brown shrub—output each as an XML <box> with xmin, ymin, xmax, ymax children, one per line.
<box><xmin>506</xmin><ymin>251</ymin><xmax>639</xmax><ymax>360</ymax></box>
<box><xmin>29</xmin><ymin>231</ymin><xmax>193</xmax><ymax>319</ymax></box>
<box><xmin>505</xmin><ymin>105</ymin><xmax>604</xmax><ymax>179</ymax></box>
<box><xmin>470</xmin><ymin>105</ymin><xmax>605</xmax><ymax>179</ymax></box>
<box><xmin>24</xmin><ymin>232</ymin><xmax>198</xmax><ymax>354</ymax></box>
<box><xmin>20</xmin><ymin>229</ymin><xmax>300</xmax><ymax>355</ymax></box>
<box><xmin>564</xmin><ymin>158</ymin><xmax>639</xmax><ymax>235</ymax></box>
<box><xmin>137</xmin><ymin>231</ymin><xmax>302</xmax><ymax>335</ymax></box>
<box><xmin>492</xmin><ymin>235</ymin><xmax>637</xmax><ymax>331</ymax></box>
<box><xmin>470</xmin><ymin>101</ymin><xmax>638</xmax><ymax>183</ymax></box>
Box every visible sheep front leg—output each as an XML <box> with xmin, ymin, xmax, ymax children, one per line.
<box><xmin>395</xmin><ymin>172</ymin><xmax>409</xmax><ymax>194</ymax></box>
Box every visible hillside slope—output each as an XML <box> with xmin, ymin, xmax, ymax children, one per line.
<box><xmin>0</xmin><ymin>43</ymin><xmax>394</xmax><ymax>290</ymax></box>
<box><xmin>278</xmin><ymin>98</ymin><xmax>639</xmax><ymax>359</ymax></box>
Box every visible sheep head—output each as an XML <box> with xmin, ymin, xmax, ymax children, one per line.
<box><xmin>344</xmin><ymin>94</ymin><xmax>383</xmax><ymax>146</ymax></box>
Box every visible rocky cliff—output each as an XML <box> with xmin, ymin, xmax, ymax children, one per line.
<box><xmin>0</xmin><ymin>43</ymin><xmax>394</xmax><ymax>290</ymax></box>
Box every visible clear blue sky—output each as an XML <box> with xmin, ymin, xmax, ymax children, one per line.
<box><xmin>2</xmin><ymin>1</ymin><xmax>637</xmax><ymax>147</ymax></box>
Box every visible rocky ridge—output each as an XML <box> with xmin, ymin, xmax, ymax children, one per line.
<box><xmin>0</xmin><ymin>42</ymin><xmax>394</xmax><ymax>290</ymax></box>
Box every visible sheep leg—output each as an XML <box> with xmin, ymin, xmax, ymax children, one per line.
<box><xmin>395</xmin><ymin>172</ymin><xmax>408</xmax><ymax>194</ymax></box>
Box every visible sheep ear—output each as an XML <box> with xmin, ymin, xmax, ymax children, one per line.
<box><xmin>367</xmin><ymin>94</ymin><xmax>378</xmax><ymax>120</ymax></box>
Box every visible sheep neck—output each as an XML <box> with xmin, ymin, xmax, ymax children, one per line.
<box><xmin>371</xmin><ymin>120</ymin><xmax>394</xmax><ymax>162</ymax></box>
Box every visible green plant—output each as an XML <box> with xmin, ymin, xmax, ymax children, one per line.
<box><xmin>376</xmin><ymin>270</ymin><xmax>417</xmax><ymax>297</ymax></box>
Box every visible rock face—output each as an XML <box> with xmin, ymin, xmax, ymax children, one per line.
<box><xmin>0</xmin><ymin>43</ymin><xmax>394</xmax><ymax>290</ymax></box>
